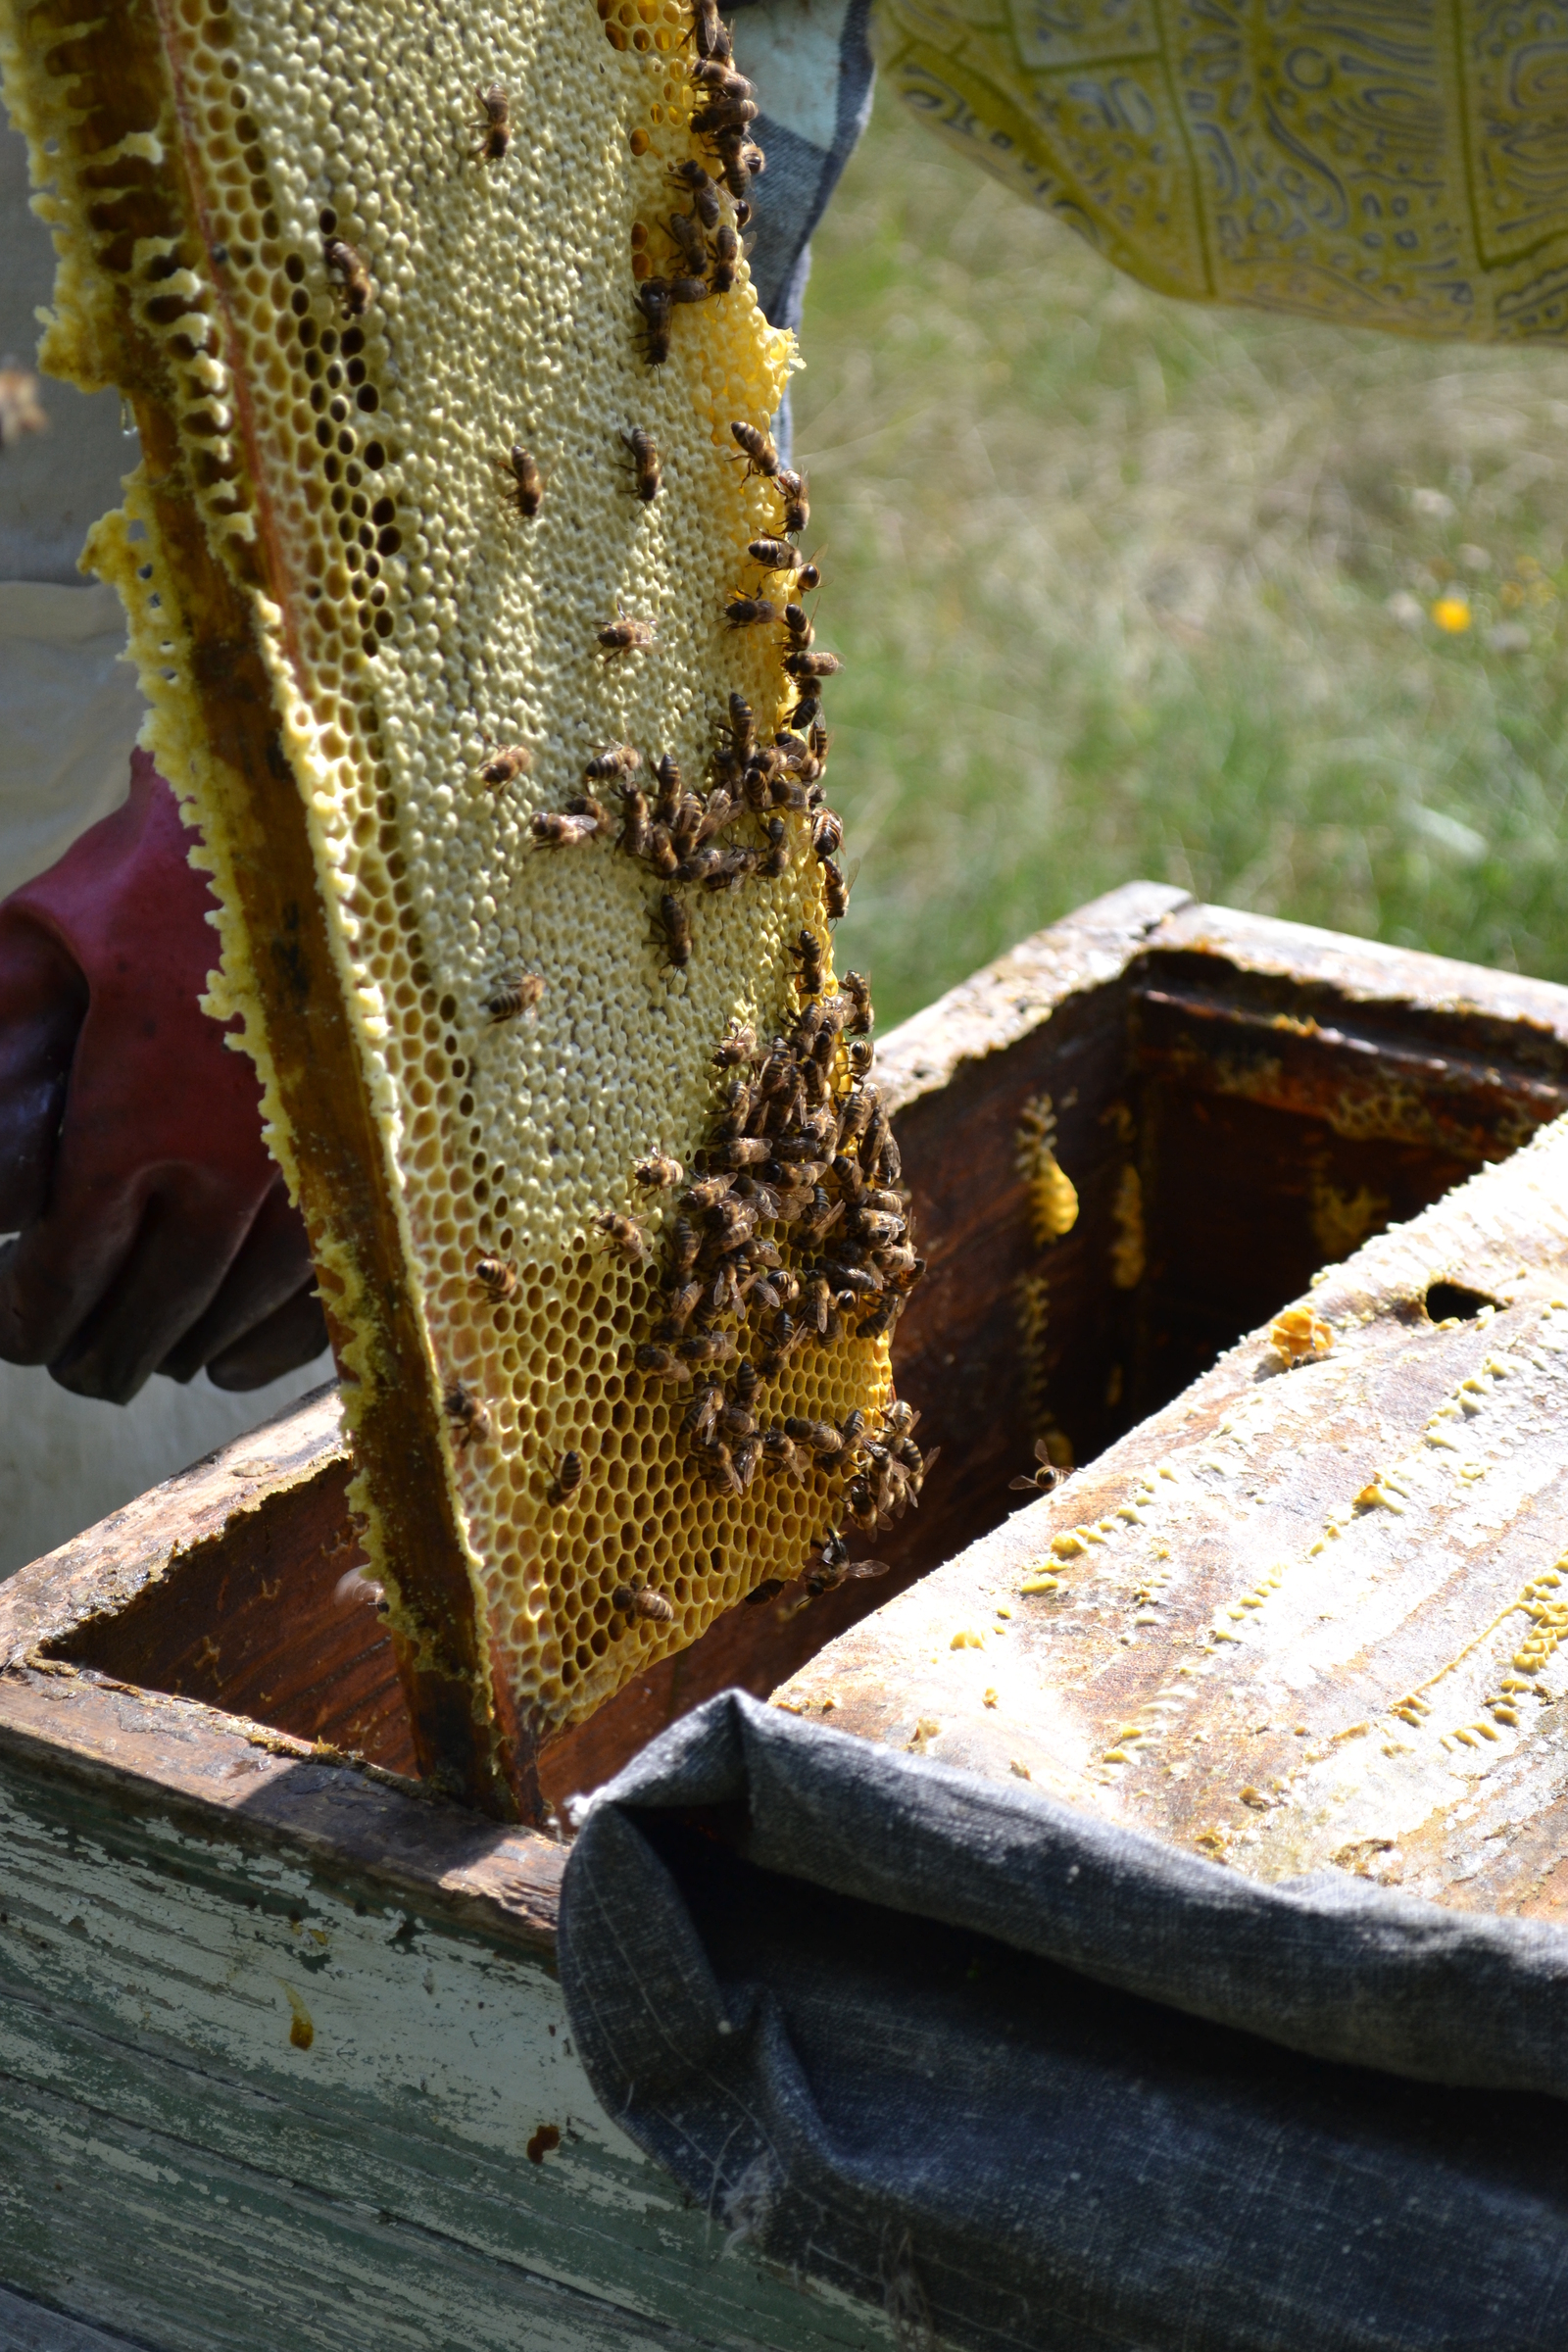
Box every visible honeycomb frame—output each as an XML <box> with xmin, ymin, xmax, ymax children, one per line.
<box><xmin>0</xmin><ymin>0</ymin><xmax>921</xmax><ymax>1817</ymax></box>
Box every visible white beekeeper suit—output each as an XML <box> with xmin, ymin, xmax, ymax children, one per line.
<box><xmin>0</xmin><ymin>120</ymin><xmax>329</xmax><ymax>1580</ymax></box>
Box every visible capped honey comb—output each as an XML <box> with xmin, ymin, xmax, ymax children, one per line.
<box><xmin>1</xmin><ymin>0</ymin><xmax>923</xmax><ymax>1814</ymax></box>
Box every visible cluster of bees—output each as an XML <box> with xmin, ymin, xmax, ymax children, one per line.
<box><xmin>495</xmin><ymin>411</ymin><xmax>843</xmax><ymax>980</ymax></box>
<box><xmin>634</xmin><ymin>0</ymin><xmax>761</xmax><ymax>363</ymax></box>
<box><xmin>436</xmin><ymin>0</ymin><xmax>930</xmax><ymax>1620</ymax></box>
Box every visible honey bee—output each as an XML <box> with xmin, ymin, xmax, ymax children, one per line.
<box><xmin>323</xmin><ymin>236</ymin><xmax>372</xmax><ymax>319</ymax></box>
<box><xmin>695</xmin><ymin>88</ymin><xmax>758</xmax><ymax>139</ymax></box>
<box><xmin>760</xmin><ymin>1307</ymin><xmax>808</xmax><ymax>1374</ymax></box>
<box><xmin>691</xmin><ymin>0</ymin><xmax>731</xmax><ymax>61</ymax></box>
<box><xmin>531</xmin><ymin>809</ymin><xmax>602</xmax><ymax>846</ymax></box>
<box><xmin>472</xmin><ymin>80</ymin><xmax>512</xmax><ymax>161</ymax></box>
<box><xmin>710</xmin><ymin>223</ymin><xmax>739</xmax><ymax>296</ymax></box>
<box><xmin>684</xmin><ymin>1382</ymin><xmax>725</xmax><ymax>1446</ymax></box>
<box><xmin>598</xmin><ymin>606</ymin><xmax>658</xmax><ymax>660</ymax></box>
<box><xmin>692</xmin><ymin>58</ymin><xmax>752</xmax><ymax>99</ymax></box>
<box><xmin>726</xmin><ymin>595</ymin><xmax>777</xmax><ymax>628</ymax></box>
<box><xmin>713</xmin><ymin>1020</ymin><xmax>757</xmax><ymax>1068</ymax></box>
<box><xmin>797</xmin><ymin>561</ymin><xmax>822</xmax><ymax>594</ymax></box>
<box><xmin>473</xmin><ymin>1253</ymin><xmax>519</xmax><ymax>1304</ymax></box>
<box><xmin>842</xmin><ymin>970</ymin><xmax>873</xmax><ymax>1031</ymax></box>
<box><xmin>704</xmin><ymin>846</ymin><xmax>759</xmax><ymax>890</ymax></box>
<box><xmin>596</xmin><ymin>1210</ymin><xmax>651</xmax><ymax>1260</ymax></box>
<box><xmin>663</xmin><ymin>210</ymin><xmax>709</xmax><ymax>275</ymax></box>
<box><xmin>790</xmin><ymin>691</ymin><xmax>823</xmax><ymax>738</ymax></box>
<box><xmin>667</xmin><ymin>158</ymin><xmax>721</xmax><ymax>229</ymax></box>
<box><xmin>804</xmin><ymin>1532</ymin><xmax>890</xmax><ymax>1596</ymax></box>
<box><xmin>612</xmin><ymin>1580</ymin><xmax>676</xmax><ymax>1623</ymax></box>
<box><xmin>669</xmin><ymin>1214</ymin><xmax>701</xmax><ymax>1274</ymax></box>
<box><xmin>775</xmin><ymin>466</ymin><xmax>808</xmax><ymax>534</ymax></box>
<box><xmin>653</xmin><ymin>891</ymin><xmax>692</xmax><ymax>969</ymax></box>
<box><xmin>730</xmin><ymin>420</ymin><xmax>780</xmax><ymax>479</ymax></box>
<box><xmin>635</xmin><ymin>1342</ymin><xmax>693</xmax><ymax>1382</ymax></box>
<box><xmin>658</xmin><ymin>1278</ymin><xmax>704</xmax><ymax>1337</ymax></box>
<box><xmin>760</xmin><ymin>815</ymin><xmax>790</xmax><ymax>878</ymax></box>
<box><xmin>733</xmin><ymin>1436</ymin><xmax>761</xmax><ymax>1489</ymax></box>
<box><xmin>822</xmin><ymin>858</ymin><xmax>850</xmax><ymax>921</ymax></box>
<box><xmin>548</xmin><ymin>1448</ymin><xmax>585</xmax><ymax>1505</ymax></box>
<box><xmin>653</xmin><ymin>753</ymin><xmax>683</xmax><ymax>824</ymax></box>
<box><xmin>444</xmin><ymin>1383</ymin><xmax>491</xmax><ymax>1448</ymax></box>
<box><xmin>635</xmin><ymin>1147</ymin><xmax>684</xmax><ymax>1189</ymax></box>
<box><xmin>484</xmin><ymin>970</ymin><xmax>546</xmax><ymax>1022</ymax></box>
<box><xmin>784</xmin><ymin>648</ymin><xmax>841</xmax><ymax>683</ymax></box>
<box><xmin>645</xmin><ymin>823</ymin><xmax>680</xmax><ymax>879</ymax></box>
<box><xmin>790</xmin><ymin>927</ymin><xmax>827</xmax><ymax>996</ymax></box>
<box><xmin>499</xmin><ymin>443</ymin><xmax>543</xmax><ymax>518</ymax></box>
<box><xmin>617</xmin><ymin>786</ymin><xmax>650</xmax><ymax>860</ymax></box>
<box><xmin>1009</xmin><ymin>1438</ymin><xmax>1063</xmax><ymax>1497</ymax></box>
<box><xmin>475</xmin><ymin>742</ymin><xmax>531</xmax><ymax>791</ymax></box>
<box><xmin>784</xmin><ymin>1413</ymin><xmax>846</xmax><ymax>1461</ymax></box>
<box><xmin>679</xmin><ymin>1328</ymin><xmax>737</xmax><ymax>1366</ymax></box>
<box><xmin>668</xmin><ymin>274</ymin><xmax>710</xmax><ymax>307</ymax></box>
<box><xmin>748</xmin><ymin>535</ymin><xmax>798</xmax><ymax>572</ymax></box>
<box><xmin>782</xmin><ymin>603</ymin><xmax>813</xmax><ymax>651</ymax></box>
<box><xmin>586</xmin><ymin>742</ymin><xmax>641</xmax><ymax>783</ymax></box>
<box><xmin>725</xmin><ymin>690</ymin><xmax>757</xmax><ymax>762</ymax></box>
<box><xmin>636</xmin><ymin>276</ymin><xmax>672</xmax><ymax>365</ymax></box>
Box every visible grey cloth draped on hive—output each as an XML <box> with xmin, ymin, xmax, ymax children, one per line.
<box><xmin>560</xmin><ymin>1691</ymin><xmax>1568</xmax><ymax>2352</ymax></box>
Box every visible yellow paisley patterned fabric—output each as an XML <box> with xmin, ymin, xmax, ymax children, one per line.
<box><xmin>871</xmin><ymin>0</ymin><xmax>1568</xmax><ymax>341</ymax></box>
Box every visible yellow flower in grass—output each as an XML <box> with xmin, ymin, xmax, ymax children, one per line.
<box><xmin>1432</xmin><ymin>593</ymin><xmax>1472</xmax><ymax>633</ymax></box>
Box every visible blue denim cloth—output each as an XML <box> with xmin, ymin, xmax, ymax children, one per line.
<box><xmin>729</xmin><ymin>0</ymin><xmax>875</xmax><ymax>455</ymax></box>
<box><xmin>560</xmin><ymin>1691</ymin><xmax>1568</xmax><ymax>2352</ymax></box>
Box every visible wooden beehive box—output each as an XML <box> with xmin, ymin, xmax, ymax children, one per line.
<box><xmin>7</xmin><ymin>880</ymin><xmax>1568</xmax><ymax>2351</ymax></box>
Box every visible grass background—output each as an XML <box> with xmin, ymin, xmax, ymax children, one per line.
<box><xmin>792</xmin><ymin>95</ymin><xmax>1568</xmax><ymax>1029</ymax></box>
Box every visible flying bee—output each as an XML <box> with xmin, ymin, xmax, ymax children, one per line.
<box><xmin>713</xmin><ymin>1020</ymin><xmax>757</xmax><ymax>1069</ymax></box>
<box><xmin>586</xmin><ymin>742</ymin><xmax>641</xmax><ymax>783</ymax></box>
<box><xmin>653</xmin><ymin>891</ymin><xmax>692</xmax><ymax>969</ymax></box>
<box><xmin>784</xmin><ymin>648</ymin><xmax>841</xmax><ymax>683</ymax></box>
<box><xmin>822</xmin><ymin>858</ymin><xmax>850</xmax><ymax>920</ymax></box>
<box><xmin>499</xmin><ymin>443</ymin><xmax>542</xmax><ymax>518</ymax></box>
<box><xmin>547</xmin><ymin>1448</ymin><xmax>585</xmax><ymax>1505</ymax></box>
<box><xmin>612</xmin><ymin>1580</ymin><xmax>676</xmax><ymax>1624</ymax></box>
<box><xmin>726</xmin><ymin>595</ymin><xmax>777</xmax><ymax>628</ymax></box>
<box><xmin>598</xmin><ymin>606</ymin><xmax>658</xmax><ymax>660</ymax></box>
<box><xmin>635</xmin><ymin>1342</ymin><xmax>692</xmax><ymax>1382</ymax></box>
<box><xmin>1009</xmin><ymin>1438</ymin><xmax>1064</xmax><ymax>1497</ymax></box>
<box><xmin>444</xmin><ymin>1383</ymin><xmax>491</xmax><ymax>1448</ymax></box>
<box><xmin>782</xmin><ymin>603</ymin><xmax>813</xmax><ymax>650</ymax></box>
<box><xmin>475</xmin><ymin>742</ymin><xmax>531</xmax><ymax>791</ymax></box>
<box><xmin>323</xmin><ymin>235</ymin><xmax>372</xmax><ymax>318</ymax></box>
<box><xmin>635</xmin><ymin>275</ymin><xmax>672</xmax><ymax>364</ymax></box>
<box><xmin>484</xmin><ymin>970</ymin><xmax>546</xmax><ymax>1022</ymax></box>
<box><xmin>472</xmin><ymin>79</ymin><xmax>512</xmax><ymax>161</ymax></box>
<box><xmin>531</xmin><ymin>809</ymin><xmax>601</xmax><ymax>846</ymax></box>
<box><xmin>597</xmin><ymin>1210</ymin><xmax>651</xmax><ymax>1261</ymax></box>
<box><xmin>663</xmin><ymin>210</ymin><xmax>709</xmax><ymax>275</ymax></box>
<box><xmin>710</xmin><ymin>223</ymin><xmax>739</xmax><ymax>296</ymax></box>
<box><xmin>634</xmin><ymin>1147</ymin><xmax>684</xmax><ymax>1190</ymax></box>
<box><xmin>805</xmin><ymin>1533</ymin><xmax>891</xmax><ymax>1597</ymax></box>
<box><xmin>473</xmin><ymin>1253</ymin><xmax>519</xmax><ymax>1304</ymax></box>
<box><xmin>730</xmin><ymin>420</ymin><xmax>780</xmax><ymax>478</ymax></box>
<box><xmin>667</xmin><ymin>158</ymin><xmax>722</xmax><ymax>229</ymax></box>
<box><xmin>790</xmin><ymin>927</ymin><xmax>827</xmax><ymax>995</ymax></box>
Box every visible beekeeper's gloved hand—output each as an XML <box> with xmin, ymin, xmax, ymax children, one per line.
<box><xmin>0</xmin><ymin>750</ymin><xmax>325</xmax><ymax>1401</ymax></box>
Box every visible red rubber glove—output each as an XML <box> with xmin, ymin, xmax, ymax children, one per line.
<box><xmin>0</xmin><ymin>750</ymin><xmax>326</xmax><ymax>1401</ymax></box>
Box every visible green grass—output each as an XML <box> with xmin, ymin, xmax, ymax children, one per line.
<box><xmin>793</xmin><ymin>97</ymin><xmax>1568</xmax><ymax>1028</ymax></box>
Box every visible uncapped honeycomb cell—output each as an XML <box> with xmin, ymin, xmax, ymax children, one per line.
<box><xmin>2</xmin><ymin>0</ymin><xmax>926</xmax><ymax>1759</ymax></box>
